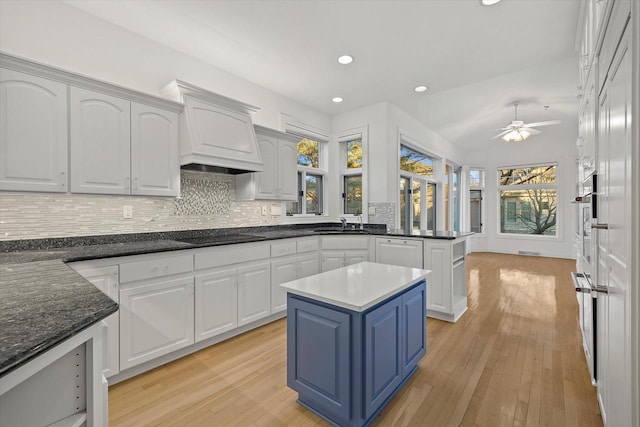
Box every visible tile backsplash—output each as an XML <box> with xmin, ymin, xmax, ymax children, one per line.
<box><xmin>0</xmin><ymin>171</ymin><xmax>282</xmax><ymax>240</ymax></box>
<box><xmin>368</xmin><ymin>202</ymin><xmax>395</xmax><ymax>231</ymax></box>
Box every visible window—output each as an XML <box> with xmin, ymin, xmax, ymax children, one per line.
<box><xmin>400</xmin><ymin>145</ymin><xmax>434</xmax><ymax>177</ymax></box>
<box><xmin>469</xmin><ymin>168</ymin><xmax>484</xmax><ymax>233</ymax></box>
<box><xmin>444</xmin><ymin>163</ymin><xmax>461</xmax><ymax>231</ymax></box>
<box><xmin>285</xmin><ymin>133</ymin><xmax>327</xmax><ymax>216</ymax></box>
<box><xmin>399</xmin><ymin>142</ymin><xmax>437</xmax><ymax>233</ymax></box>
<box><xmin>498</xmin><ymin>164</ymin><xmax>558</xmax><ymax>236</ymax></box>
<box><xmin>341</xmin><ymin>137</ymin><xmax>363</xmax><ymax>215</ymax></box>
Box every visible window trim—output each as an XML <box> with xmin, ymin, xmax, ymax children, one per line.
<box><xmin>338</xmin><ymin>126</ymin><xmax>368</xmax><ymax>218</ymax></box>
<box><xmin>496</xmin><ymin>163</ymin><xmax>560</xmax><ymax>239</ymax></box>
<box><xmin>468</xmin><ymin>167</ymin><xmax>485</xmax><ymax>235</ymax></box>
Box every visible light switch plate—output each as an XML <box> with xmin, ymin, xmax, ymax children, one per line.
<box><xmin>270</xmin><ymin>205</ymin><xmax>281</xmax><ymax>216</ymax></box>
<box><xmin>123</xmin><ymin>205</ymin><xmax>133</xmax><ymax>219</ymax></box>
<box><xmin>368</xmin><ymin>206</ymin><xmax>376</xmax><ymax>215</ymax></box>
<box><xmin>261</xmin><ymin>206</ymin><xmax>268</xmax><ymax>216</ymax></box>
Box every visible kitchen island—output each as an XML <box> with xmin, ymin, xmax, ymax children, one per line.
<box><xmin>281</xmin><ymin>262</ymin><xmax>429</xmax><ymax>427</ymax></box>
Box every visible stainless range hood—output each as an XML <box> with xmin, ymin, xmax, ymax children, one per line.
<box><xmin>163</xmin><ymin>80</ymin><xmax>263</xmax><ymax>174</ymax></box>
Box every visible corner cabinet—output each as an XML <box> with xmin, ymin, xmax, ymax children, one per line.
<box><xmin>236</xmin><ymin>125</ymin><xmax>298</xmax><ymax>201</ymax></box>
<box><xmin>423</xmin><ymin>238</ymin><xmax>467</xmax><ymax>322</ymax></box>
<box><xmin>0</xmin><ymin>68</ymin><xmax>68</xmax><ymax>192</ymax></box>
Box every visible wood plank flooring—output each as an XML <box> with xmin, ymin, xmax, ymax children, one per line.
<box><xmin>109</xmin><ymin>253</ymin><xmax>603</xmax><ymax>426</ymax></box>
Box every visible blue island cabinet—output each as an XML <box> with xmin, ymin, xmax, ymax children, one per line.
<box><xmin>287</xmin><ymin>280</ymin><xmax>426</xmax><ymax>427</ymax></box>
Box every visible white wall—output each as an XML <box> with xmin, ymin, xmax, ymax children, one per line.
<box><xmin>0</xmin><ymin>0</ymin><xmax>330</xmax><ymax>133</ymax></box>
<box><xmin>461</xmin><ymin>125</ymin><xmax>578</xmax><ymax>259</ymax></box>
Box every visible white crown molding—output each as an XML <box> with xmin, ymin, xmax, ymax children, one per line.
<box><xmin>253</xmin><ymin>124</ymin><xmax>298</xmax><ymax>141</ymax></box>
<box><xmin>162</xmin><ymin>79</ymin><xmax>260</xmax><ymax>115</ymax></box>
<box><xmin>0</xmin><ymin>51</ymin><xmax>184</xmax><ymax>113</ymax></box>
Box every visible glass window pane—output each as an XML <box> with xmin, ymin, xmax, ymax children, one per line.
<box><xmin>399</xmin><ymin>145</ymin><xmax>434</xmax><ymax>177</ymax></box>
<box><xmin>344</xmin><ymin>175</ymin><xmax>362</xmax><ymax>214</ymax></box>
<box><xmin>346</xmin><ymin>139</ymin><xmax>362</xmax><ymax>169</ymax></box>
<box><xmin>500</xmin><ymin>189</ymin><xmax>557</xmax><ymax>235</ymax></box>
<box><xmin>305</xmin><ymin>174</ymin><xmax>322</xmax><ymax>214</ymax></box>
<box><xmin>400</xmin><ymin>177</ymin><xmax>410</xmax><ymax>233</ymax></box>
<box><xmin>470</xmin><ymin>190</ymin><xmax>482</xmax><ymax>233</ymax></box>
<box><xmin>444</xmin><ymin>164</ymin><xmax>450</xmax><ymax>230</ymax></box>
<box><xmin>469</xmin><ymin>169</ymin><xmax>483</xmax><ymax>187</ymax></box>
<box><xmin>285</xmin><ymin>172</ymin><xmax>302</xmax><ymax>215</ymax></box>
<box><xmin>412</xmin><ymin>181</ymin><xmax>421</xmax><ymax>232</ymax></box>
<box><xmin>296</xmin><ymin>138</ymin><xmax>319</xmax><ymax>168</ymax></box>
<box><xmin>427</xmin><ymin>183</ymin><xmax>436</xmax><ymax>231</ymax></box>
<box><xmin>500</xmin><ymin>165</ymin><xmax>557</xmax><ymax>186</ymax></box>
<box><xmin>453</xmin><ymin>168</ymin><xmax>460</xmax><ymax>232</ymax></box>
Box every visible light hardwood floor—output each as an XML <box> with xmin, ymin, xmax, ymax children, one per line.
<box><xmin>109</xmin><ymin>253</ymin><xmax>603</xmax><ymax>426</ymax></box>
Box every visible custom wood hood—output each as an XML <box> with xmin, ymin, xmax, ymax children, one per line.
<box><xmin>163</xmin><ymin>80</ymin><xmax>263</xmax><ymax>174</ymax></box>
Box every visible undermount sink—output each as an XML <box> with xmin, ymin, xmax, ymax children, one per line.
<box><xmin>312</xmin><ymin>228</ymin><xmax>371</xmax><ymax>234</ymax></box>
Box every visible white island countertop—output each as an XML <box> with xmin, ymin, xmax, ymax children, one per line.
<box><xmin>280</xmin><ymin>262</ymin><xmax>430</xmax><ymax>312</ymax></box>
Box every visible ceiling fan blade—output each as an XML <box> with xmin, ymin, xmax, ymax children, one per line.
<box><xmin>522</xmin><ymin>127</ymin><xmax>541</xmax><ymax>135</ymax></box>
<box><xmin>492</xmin><ymin>130</ymin><xmax>512</xmax><ymax>139</ymax></box>
<box><xmin>525</xmin><ymin>120</ymin><xmax>562</xmax><ymax>128</ymax></box>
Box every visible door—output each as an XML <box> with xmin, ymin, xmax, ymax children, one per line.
<box><xmin>596</xmin><ymin>23</ymin><xmax>632</xmax><ymax>427</ymax></box>
<box><xmin>364</xmin><ymin>295</ymin><xmax>402</xmax><ymax>419</ymax></box>
<box><xmin>424</xmin><ymin>241</ymin><xmax>452</xmax><ymax>313</ymax></box>
<box><xmin>131</xmin><ymin>103</ymin><xmax>179</xmax><ymax>196</ymax></box>
<box><xmin>345</xmin><ymin>251</ymin><xmax>367</xmax><ymax>266</ymax></box>
<box><xmin>74</xmin><ymin>266</ymin><xmax>120</xmax><ymax>378</ymax></box>
<box><xmin>321</xmin><ymin>253</ymin><xmax>344</xmax><ymax>272</ymax></box>
<box><xmin>401</xmin><ymin>283</ymin><xmax>426</xmax><ymax>376</ymax></box>
<box><xmin>237</xmin><ymin>261</ymin><xmax>271</xmax><ymax>326</ymax></box>
<box><xmin>195</xmin><ymin>267</ymin><xmax>238</xmax><ymax>342</ymax></box>
<box><xmin>277</xmin><ymin>138</ymin><xmax>298</xmax><ymax>200</ymax></box>
<box><xmin>255</xmin><ymin>133</ymin><xmax>278</xmax><ymax>199</ymax></box>
<box><xmin>298</xmin><ymin>253</ymin><xmax>319</xmax><ymax>279</ymax></box>
<box><xmin>271</xmin><ymin>257</ymin><xmax>298</xmax><ymax>313</ymax></box>
<box><xmin>0</xmin><ymin>69</ymin><xmax>68</xmax><ymax>192</ymax></box>
<box><xmin>120</xmin><ymin>276</ymin><xmax>194</xmax><ymax>370</ymax></box>
<box><xmin>70</xmin><ymin>87</ymin><xmax>130</xmax><ymax>194</ymax></box>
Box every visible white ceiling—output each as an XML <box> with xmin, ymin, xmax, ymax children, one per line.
<box><xmin>63</xmin><ymin>0</ymin><xmax>581</xmax><ymax>151</ymax></box>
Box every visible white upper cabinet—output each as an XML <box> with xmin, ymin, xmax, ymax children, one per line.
<box><xmin>131</xmin><ymin>103</ymin><xmax>179</xmax><ymax>196</ymax></box>
<box><xmin>236</xmin><ymin>125</ymin><xmax>298</xmax><ymax>201</ymax></box>
<box><xmin>70</xmin><ymin>87</ymin><xmax>131</xmax><ymax>195</ymax></box>
<box><xmin>0</xmin><ymin>68</ymin><xmax>68</xmax><ymax>192</ymax></box>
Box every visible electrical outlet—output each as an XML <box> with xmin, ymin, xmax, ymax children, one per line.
<box><xmin>261</xmin><ymin>206</ymin><xmax>268</xmax><ymax>216</ymax></box>
<box><xmin>123</xmin><ymin>205</ymin><xmax>133</xmax><ymax>219</ymax></box>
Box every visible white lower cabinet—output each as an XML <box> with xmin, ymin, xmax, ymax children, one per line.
<box><xmin>271</xmin><ymin>253</ymin><xmax>319</xmax><ymax>313</ymax></box>
<box><xmin>423</xmin><ymin>239</ymin><xmax>467</xmax><ymax>322</ymax></box>
<box><xmin>375</xmin><ymin>237</ymin><xmax>423</xmax><ymax>268</ymax></box>
<box><xmin>194</xmin><ymin>267</ymin><xmax>238</xmax><ymax>342</ymax></box>
<box><xmin>321</xmin><ymin>251</ymin><xmax>368</xmax><ymax>272</ymax></box>
<box><xmin>68</xmin><ymin>263</ymin><xmax>120</xmax><ymax>378</ymax></box>
<box><xmin>320</xmin><ymin>236</ymin><xmax>369</xmax><ymax>272</ymax></box>
<box><xmin>119</xmin><ymin>275</ymin><xmax>194</xmax><ymax>370</ymax></box>
<box><xmin>237</xmin><ymin>262</ymin><xmax>271</xmax><ymax>326</ymax></box>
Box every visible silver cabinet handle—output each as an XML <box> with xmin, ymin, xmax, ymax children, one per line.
<box><xmin>592</xmin><ymin>223</ymin><xmax>609</xmax><ymax>229</ymax></box>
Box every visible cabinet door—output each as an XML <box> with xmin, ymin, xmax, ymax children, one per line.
<box><xmin>0</xmin><ymin>69</ymin><xmax>68</xmax><ymax>192</ymax></box>
<box><xmin>74</xmin><ymin>266</ymin><xmax>120</xmax><ymax>378</ymax></box>
<box><xmin>424</xmin><ymin>242</ymin><xmax>452</xmax><ymax>313</ymax></box>
<box><xmin>271</xmin><ymin>257</ymin><xmax>298</xmax><ymax>313</ymax></box>
<box><xmin>195</xmin><ymin>268</ymin><xmax>238</xmax><ymax>342</ymax></box>
<box><xmin>120</xmin><ymin>276</ymin><xmax>194</xmax><ymax>370</ymax></box>
<box><xmin>321</xmin><ymin>253</ymin><xmax>344</xmax><ymax>272</ymax></box>
<box><xmin>237</xmin><ymin>261</ymin><xmax>271</xmax><ymax>326</ymax></box>
<box><xmin>131</xmin><ymin>103</ymin><xmax>179</xmax><ymax>196</ymax></box>
<box><xmin>276</xmin><ymin>138</ymin><xmax>298</xmax><ymax>200</ymax></box>
<box><xmin>401</xmin><ymin>283</ymin><xmax>426</xmax><ymax>376</ymax></box>
<box><xmin>375</xmin><ymin>238</ymin><xmax>423</xmax><ymax>268</ymax></box>
<box><xmin>345</xmin><ymin>251</ymin><xmax>367</xmax><ymax>266</ymax></box>
<box><xmin>255</xmin><ymin>133</ymin><xmax>278</xmax><ymax>199</ymax></box>
<box><xmin>364</xmin><ymin>295</ymin><xmax>402</xmax><ymax>419</ymax></box>
<box><xmin>70</xmin><ymin>87</ymin><xmax>130</xmax><ymax>194</ymax></box>
<box><xmin>298</xmin><ymin>253</ymin><xmax>319</xmax><ymax>279</ymax></box>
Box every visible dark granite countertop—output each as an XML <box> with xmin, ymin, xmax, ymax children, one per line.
<box><xmin>0</xmin><ymin>223</ymin><xmax>472</xmax><ymax>376</ymax></box>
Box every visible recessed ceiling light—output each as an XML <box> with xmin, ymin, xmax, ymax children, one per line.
<box><xmin>337</xmin><ymin>55</ymin><xmax>354</xmax><ymax>65</ymax></box>
<box><xmin>481</xmin><ymin>0</ymin><xmax>501</xmax><ymax>5</ymax></box>
<box><xmin>332</xmin><ymin>97</ymin><xmax>344</xmax><ymax>103</ymax></box>
<box><xmin>414</xmin><ymin>85</ymin><xmax>428</xmax><ymax>93</ymax></box>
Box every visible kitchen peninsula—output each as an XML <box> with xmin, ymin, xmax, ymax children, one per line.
<box><xmin>282</xmin><ymin>262</ymin><xmax>429</xmax><ymax>427</ymax></box>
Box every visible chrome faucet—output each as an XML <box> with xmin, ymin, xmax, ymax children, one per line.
<box><xmin>340</xmin><ymin>217</ymin><xmax>347</xmax><ymax>229</ymax></box>
<box><xmin>356</xmin><ymin>214</ymin><xmax>364</xmax><ymax>230</ymax></box>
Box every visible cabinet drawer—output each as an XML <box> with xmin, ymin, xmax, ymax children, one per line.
<box><xmin>120</xmin><ymin>254</ymin><xmax>193</xmax><ymax>283</ymax></box>
<box><xmin>270</xmin><ymin>241</ymin><xmax>297</xmax><ymax>258</ymax></box>
<box><xmin>195</xmin><ymin>243</ymin><xmax>270</xmax><ymax>270</ymax></box>
<box><xmin>296</xmin><ymin>238</ymin><xmax>319</xmax><ymax>253</ymax></box>
<box><xmin>321</xmin><ymin>236</ymin><xmax>369</xmax><ymax>250</ymax></box>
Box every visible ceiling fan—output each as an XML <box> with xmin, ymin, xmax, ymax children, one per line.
<box><xmin>492</xmin><ymin>102</ymin><xmax>561</xmax><ymax>142</ymax></box>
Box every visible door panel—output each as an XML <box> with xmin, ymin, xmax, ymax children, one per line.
<box><xmin>195</xmin><ymin>268</ymin><xmax>238</xmax><ymax>341</ymax></box>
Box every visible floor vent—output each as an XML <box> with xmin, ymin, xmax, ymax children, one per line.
<box><xmin>518</xmin><ymin>251</ymin><xmax>540</xmax><ymax>256</ymax></box>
